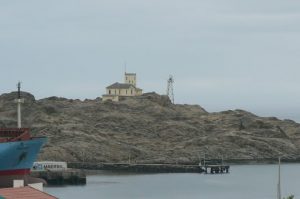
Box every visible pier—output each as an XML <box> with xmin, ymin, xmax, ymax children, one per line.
<box><xmin>199</xmin><ymin>159</ymin><xmax>230</xmax><ymax>174</ymax></box>
<box><xmin>29</xmin><ymin>160</ymin><xmax>229</xmax><ymax>186</ymax></box>
<box><xmin>69</xmin><ymin>162</ymin><xmax>204</xmax><ymax>173</ymax></box>
<box><xmin>202</xmin><ymin>165</ymin><xmax>230</xmax><ymax>174</ymax></box>
<box><xmin>30</xmin><ymin>169</ymin><xmax>86</xmax><ymax>185</ymax></box>
<box><xmin>68</xmin><ymin>162</ymin><xmax>229</xmax><ymax>174</ymax></box>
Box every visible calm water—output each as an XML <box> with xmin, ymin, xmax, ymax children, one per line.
<box><xmin>45</xmin><ymin>164</ymin><xmax>300</xmax><ymax>199</ymax></box>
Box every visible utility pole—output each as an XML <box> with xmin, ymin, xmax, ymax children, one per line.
<box><xmin>277</xmin><ymin>157</ymin><xmax>281</xmax><ymax>199</ymax></box>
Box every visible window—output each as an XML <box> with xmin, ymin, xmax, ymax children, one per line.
<box><xmin>126</xmin><ymin>90</ymin><xmax>127</xmax><ymax>94</ymax></box>
<box><xmin>131</xmin><ymin>89</ymin><xmax>133</xmax><ymax>94</ymax></box>
<box><xmin>109</xmin><ymin>90</ymin><xmax>111</xmax><ymax>94</ymax></box>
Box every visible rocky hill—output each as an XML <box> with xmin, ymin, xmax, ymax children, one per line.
<box><xmin>1</xmin><ymin>91</ymin><xmax>300</xmax><ymax>164</ymax></box>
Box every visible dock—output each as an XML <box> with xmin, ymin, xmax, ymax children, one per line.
<box><xmin>30</xmin><ymin>169</ymin><xmax>86</xmax><ymax>185</ymax></box>
<box><xmin>69</xmin><ymin>162</ymin><xmax>204</xmax><ymax>173</ymax></box>
<box><xmin>29</xmin><ymin>160</ymin><xmax>229</xmax><ymax>186</ymax></box>
<box><xmin>199</xmin><ymin>159</ymin><xmax>230</xmax><ymax>174</ymax></box>
<box><xmin>68</xmin><ymin>162</ymin><xmax>229</xmax><ymax>174</ymax></box>
<box><xmin>201</xmin><ymin>165</ymin><xmax>230</xmax><ymax>174</ymax></box>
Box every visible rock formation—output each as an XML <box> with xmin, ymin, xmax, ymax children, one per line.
<box><xmin>1</xmin><ymin>91</ymin><xmax>300</xmax><ymax>164</ymax></box>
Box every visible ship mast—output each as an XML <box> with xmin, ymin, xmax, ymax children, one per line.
<box><xmin>15</xmin><ymin>82</ymin><xmax>24</xmax><ymax>128</ymax></box>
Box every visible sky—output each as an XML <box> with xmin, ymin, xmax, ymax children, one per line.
<box><xmin>1</xmin><ymin>0</ymin><xmax>300</xmax><ymax>121</ymax></box>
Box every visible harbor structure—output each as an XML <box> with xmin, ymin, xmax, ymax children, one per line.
<box><xmin>30</xmin><ymin>162</ymin><xmax>86</xmax><ymax>185</ymax></box>
<box><xmin>102</xmin><ymin>72</ymin><xmax>143</xmax><ymax>102</ymax></box>
<box><xmin>198</xmin><ymin>159</ymin><xmax>230</xmax><ymax>174</ymax></box>
<box><xmin>30</xmin><ymin>169</ymin><xmax>86</xmax><ymax>185</ymax></box>
<box><xmin>68</xmin><ymin>160</ymin><xmax>229</xmax><ymax>174</ymax></box>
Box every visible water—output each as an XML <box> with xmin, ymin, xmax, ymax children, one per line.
<box><xmin>45</xmin><ymin>164</ymin><xmax>300</xmax><ymax>199</ymax></box>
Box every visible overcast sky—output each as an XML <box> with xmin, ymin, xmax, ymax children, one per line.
<box><xmin>1</xmin><ymin>0</ymin><xmax>300</xmax><ymax>121</ymax></box>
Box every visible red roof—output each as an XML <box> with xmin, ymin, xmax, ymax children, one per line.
<box><xmin>0</xmin><ymin>186</ymin><xmax>57</xmax><ymax>199</ymax></box>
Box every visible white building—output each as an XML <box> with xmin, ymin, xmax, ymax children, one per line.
<box><xmin>102</xmin><ymin>73</ymin><xmax>143</xmax><ymax>102</ymax></box>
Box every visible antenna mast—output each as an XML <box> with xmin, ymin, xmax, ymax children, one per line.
<box><xmin>124</xmin><ymin>61</ymin><xmax>127</xmax><ymax>74</ymax></box>
<box><xmin>167</xmin><ymin>75</ymin><xmax>174</xmax><ymax>104</ymax></box>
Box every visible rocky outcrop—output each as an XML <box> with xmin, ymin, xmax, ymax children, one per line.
<box><xmin>1</xmin><ymin>91</ymin><xmax>300</xmax><ymax>164</ymax></box>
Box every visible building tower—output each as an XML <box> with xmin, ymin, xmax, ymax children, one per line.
<box><xmin>167</xmin><ymin>75</ymin><xmax>174</xmax><ymax>104</ymax></box>
<box><xmin>125</xmin><ymin>73</ymin><xmax>137</xmax><ymax>87</ymax></box>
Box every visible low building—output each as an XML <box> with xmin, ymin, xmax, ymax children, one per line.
<box><xmin>102</xmin><ymin>73</ymin><xmax>143</xmax><ymax>102</ymax></box>
<box><xmin>0</xmin><ymin>186</ymin><xmax>57</xmax><ymax>199</ymax></box>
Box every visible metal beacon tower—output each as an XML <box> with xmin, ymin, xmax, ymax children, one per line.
<box><xmin>167</xmin><ymin>75</ymin><xmax>174</xmax><ymax>104</ymax></box>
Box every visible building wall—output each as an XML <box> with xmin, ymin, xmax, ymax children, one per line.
<box><xmin>102</xmin><ymin>95</ymin><xmax>119</xmax><ymax>102</ymax></box>
<box><xmin>106</xmin><ymin>88</ymin><xmax>136</xmax><ymax>97</ymax></box>
<box><xmin>136</xmin><ymin>89</ymin><xmax>143</xmax><ymax>96</ymax></box>
<box><xmin>125</xmin><ymin>74</ymin><xmax>136</xmax><ymax>86</ymax></box>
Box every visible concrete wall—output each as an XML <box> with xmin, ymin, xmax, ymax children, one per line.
<box><xmin>102</xmin><ymin>95</ymin><xmax>119</xmax><ymax>102</ymax></box>
<box><xmin>136</xmin><ymin>89</ymin><xmax>143</xmax><ymax>96</ymax></box>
